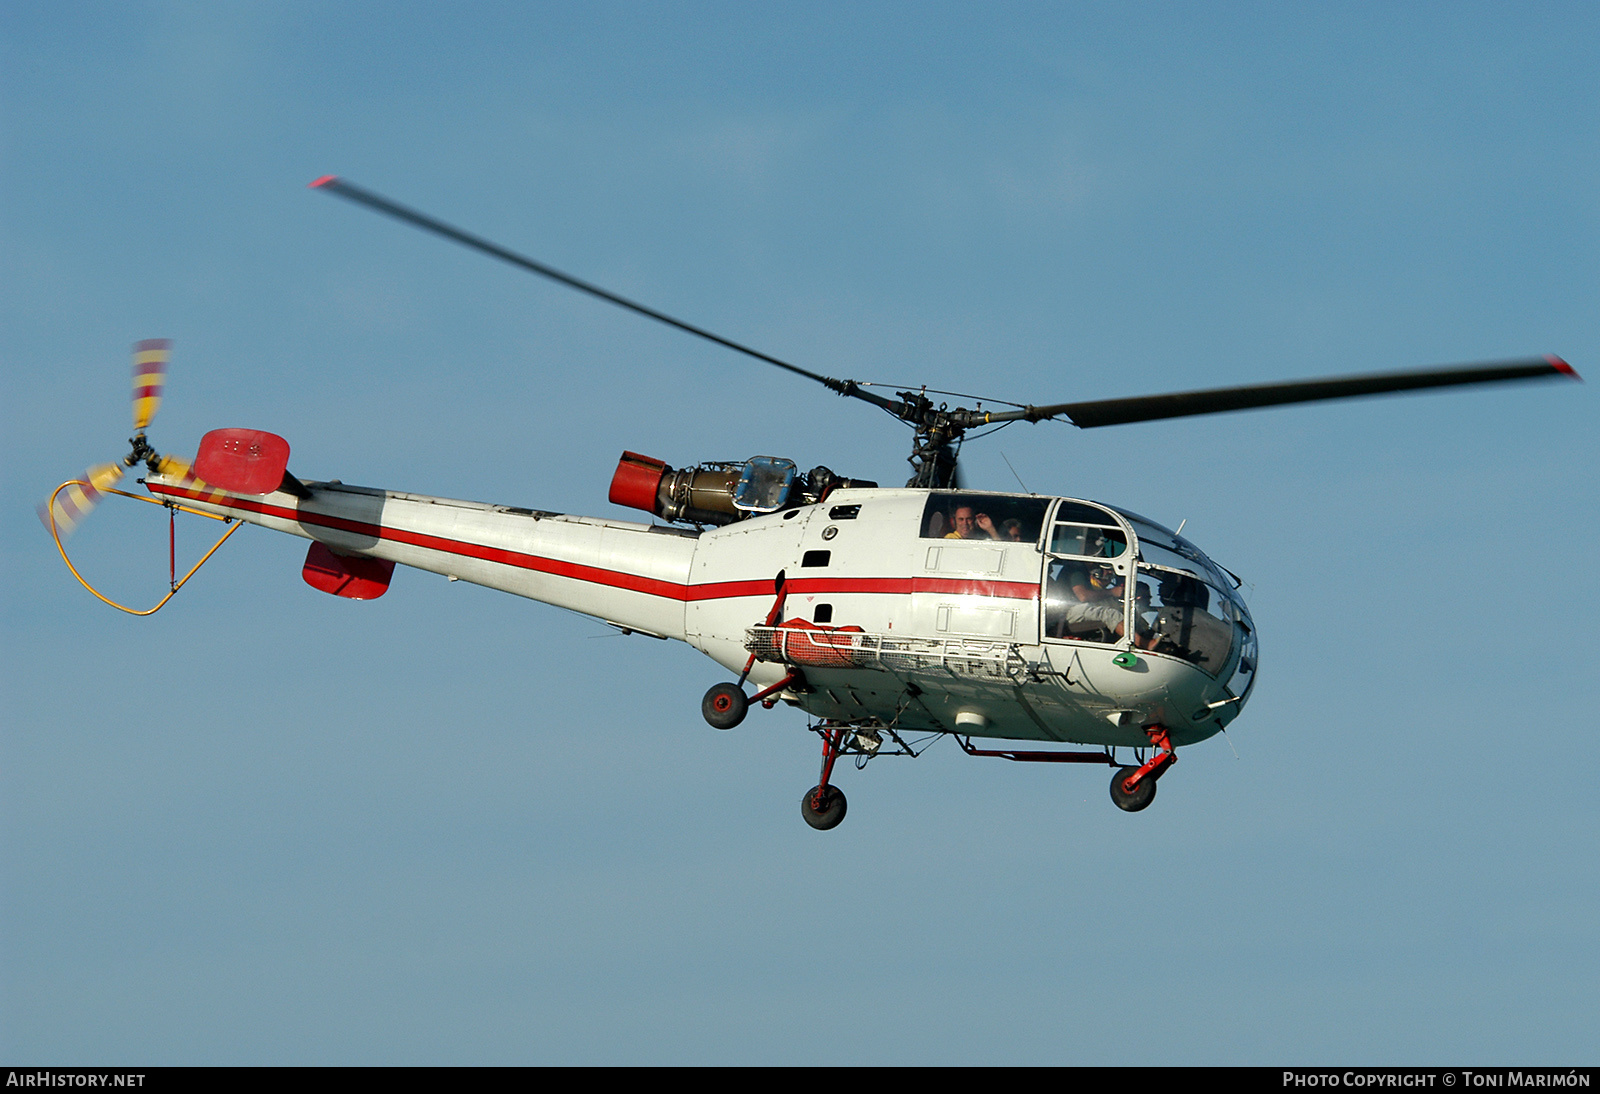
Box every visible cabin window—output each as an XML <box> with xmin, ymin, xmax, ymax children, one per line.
<box><xmin>814</xmin><ymin>603</ymin><xmax>833</xmax><ymax>624</ymax></box>
<box><xmin>828</xmin><ymin>504</ymin><xmax>860</xmax><ymax>520</ymax></box>
<box><xmin>801</xmin><ymin>550</ymin><xmax>831</xmax><ymax>568</ymax></box>
<box><xmin>919</xmin><ymin>493</ymin><xmax>1050</xmax><ymax>543</ymax></box>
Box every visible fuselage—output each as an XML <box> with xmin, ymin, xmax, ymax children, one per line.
<box><xmin>147</xmin><ymin>475</ymin><xmax>1257</xmax><ymax>749</ymax></box>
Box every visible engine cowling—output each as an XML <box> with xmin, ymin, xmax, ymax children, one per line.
<box><xmin>609</xmin><ymin>451</ymin><xmax>741</xmax><ymax>525</ymax></box>
<box><xmin>608</xmin><ymin>452</ymin><xmax>874</xmax><ymax>526</ymax></box>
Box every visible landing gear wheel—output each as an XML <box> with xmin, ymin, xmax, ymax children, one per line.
<box><xmin>800</xmin><ymin>785</ymin><xmax>847</xmax><ymax>830</ymax></box>
<box><xmin>701</xmin><ymin>683</ymin><xmax>748</xmax><ymax>729</ymax></box>
<box><xmin>1109</xmin><ymin>765</ymin><xmax>1157</xmax><ymax>812</ymax></box>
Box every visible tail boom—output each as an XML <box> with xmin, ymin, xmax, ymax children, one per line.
<box><xmin>146</xmin><ymin>476</ymin><xmax>698</xmax><ymax>640</ymax></box>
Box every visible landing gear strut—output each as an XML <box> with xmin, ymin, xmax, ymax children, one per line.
<box><xmin>1109</xmin><ymin>725</ymin><xmax>1175</xmax><ymax>812</ymax></box>
<box><xmin>800</xmin><ymin>723</ymin><xmax>848</xmax><ymax>830</ymax></box>
<box><xmin>703</xmin><ymin>654</ymin><xmax>844</xmax><ymax>828</ymax></box>
<box><xmin>701</xmin><ymin>667</ymin><xmax>803</xmax><ymax>730</ymax></box>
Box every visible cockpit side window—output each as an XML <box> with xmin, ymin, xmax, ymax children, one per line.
<box><xmin>1042</xmin><ymin>500</ymin><xmax>1136</xmax><ymax>646</ymax></box>
<box><xmin>1048</xmin><ymin>523</ymin><xmax>1128</xmax><ymax>558</ymax></box>
<box><xmin>1046</xmin><ymin>501</ymin><xmax>1127</xmax><ymax>559</ymax></box>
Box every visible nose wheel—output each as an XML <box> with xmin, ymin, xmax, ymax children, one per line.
<box><xmin>1108</xmin><ymin>725</ymin><xmax>1176</xmax><ymax>812</ymax></box>
<box><xmin>1109</xmin><ymin>766</ymin><xmax>1157</xmax><ymax>811</ymax></box>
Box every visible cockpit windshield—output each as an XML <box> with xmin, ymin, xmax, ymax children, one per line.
<box><xmin>1112</xmin><ymin>507</ymin><xmax>1256</xmax><ymax>688</ymax></box>
<box><xmin>1112</xmin><ymin>509</ymin><xmax>1238</xmax><ymax>590</ymax></box>
<box><xmin>1135</xmin><ymin>566</ymin><xmax>1238</xmax><ymax>672</ymax></box>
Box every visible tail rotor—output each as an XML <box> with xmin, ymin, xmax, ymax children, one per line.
<box><xmin>38</xmin><ymin>339</ymin><xmax>198</xmax><ymax>540</ymax></box>
<box><xmin>38</xmin><ymin>462</ymin><xmax>125</xmax><ymax>539</ymax></box>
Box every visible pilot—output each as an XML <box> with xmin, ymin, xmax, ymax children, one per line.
<box><xmin>944</xmin><ymin>505</ymin><xmax>997</xmax><ymax>539</ymax></box>
<box><xmin>1051</xmin><ymin>546</ymin><xmax>1159</xmax><ymax>649</ymax></box>
<box><xmin>1052</xmin><ymin>559</ymin><xmax>1123</xmax><ymax>639</ymax></box>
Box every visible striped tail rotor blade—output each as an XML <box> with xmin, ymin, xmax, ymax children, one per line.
<box><xmin>154</xmin><ymin>454</ymin><xmax>203</xmax><ymax>486</ymax></box>
<box><xmin>38</xmin><ymin>463</ymin><xmax>124</xmax><ymax>540</ymax></box>
<box><xmin>156</xmin><ymin>454</ymin><xmax>232</xmax><ymax>504</ymax></box>
<box><xmin>85</xmin><ymin>462</ymin><xmax>124</xmax><ymax>492</ymax></box>
<box><xmin>131</xmin><ymin>338</ymin><xmax>171</xmax><ymax>430</ymax></box>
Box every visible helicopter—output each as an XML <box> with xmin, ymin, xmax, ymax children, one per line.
<box><xmin>41</xmin><ymin>177</ymin><xmax>1581</xmax><ymax>831</ymax></box>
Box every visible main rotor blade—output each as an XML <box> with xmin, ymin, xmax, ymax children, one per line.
<box><xmin>1006</xmin><ymin>356</ymin><xmax>1579</xmax><ymax>429</ymax></box>
<box><xmin>308</xmin><ymin>176</ymin><xmax>893</xmax><ymax>409</ymax></box>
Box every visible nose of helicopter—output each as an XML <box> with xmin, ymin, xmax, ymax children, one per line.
<box><xmin>1181</xmin><ymin>610</ymin><xmax>1256</xmax><ymax>743</ymax></box>
<box><xmin>1107</xmin><ymin>508</ymin><xmax>1257</xmax><ymax>742</ymax></box>
<box><xmin>1127</xmin><ymin>580</ymin><xmax>1256</xmax><ymax>745</ymax></box>
<box><xmin>1138</xmin><ymin>653</ymin><xmax>1253</xmax><ymax>747</ymax></box>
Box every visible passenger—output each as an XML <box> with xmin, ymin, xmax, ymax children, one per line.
<box><xmin>944</xmin><ymin>505</ymin><xmax>997</xmax><ymax>540</ymax></box>
<box><xmin>999</xmin><ymin>518</ymin><xmax>1026</xmax><ymax>542</ymax></box>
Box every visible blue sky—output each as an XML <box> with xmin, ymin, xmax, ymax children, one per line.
<box><xmin>3</xmin><ymin>1</ymin><xmax>1597</xmax><ymax>1064</ymax></box>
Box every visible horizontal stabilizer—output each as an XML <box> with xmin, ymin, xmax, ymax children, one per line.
<box><xmin>302</xmin><ymin>541</ymin><xmax>395</xmax><ymax>599</ymax></box>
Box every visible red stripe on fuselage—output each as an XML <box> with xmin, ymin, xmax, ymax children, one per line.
<box><xmin>147</xmin><ymin>482</ymin><xmax>1041</xmax><ymax>604</ymax></box>
<box><xmin>684</xmin><ymin>575</ymin><xmax>1037</xmax><ymax>600</ymax></box>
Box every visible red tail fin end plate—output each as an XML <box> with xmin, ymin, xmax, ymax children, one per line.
<box><xmin>195</xmin><ymin>429</ymin><xmax>292</xmax><ymax>495</ymax></box>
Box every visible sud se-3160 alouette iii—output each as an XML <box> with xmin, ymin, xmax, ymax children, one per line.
<box><xmin>42</xmin><ymin>178</ymin><xmax>1581</xmax><ymax>830</ymax></box>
